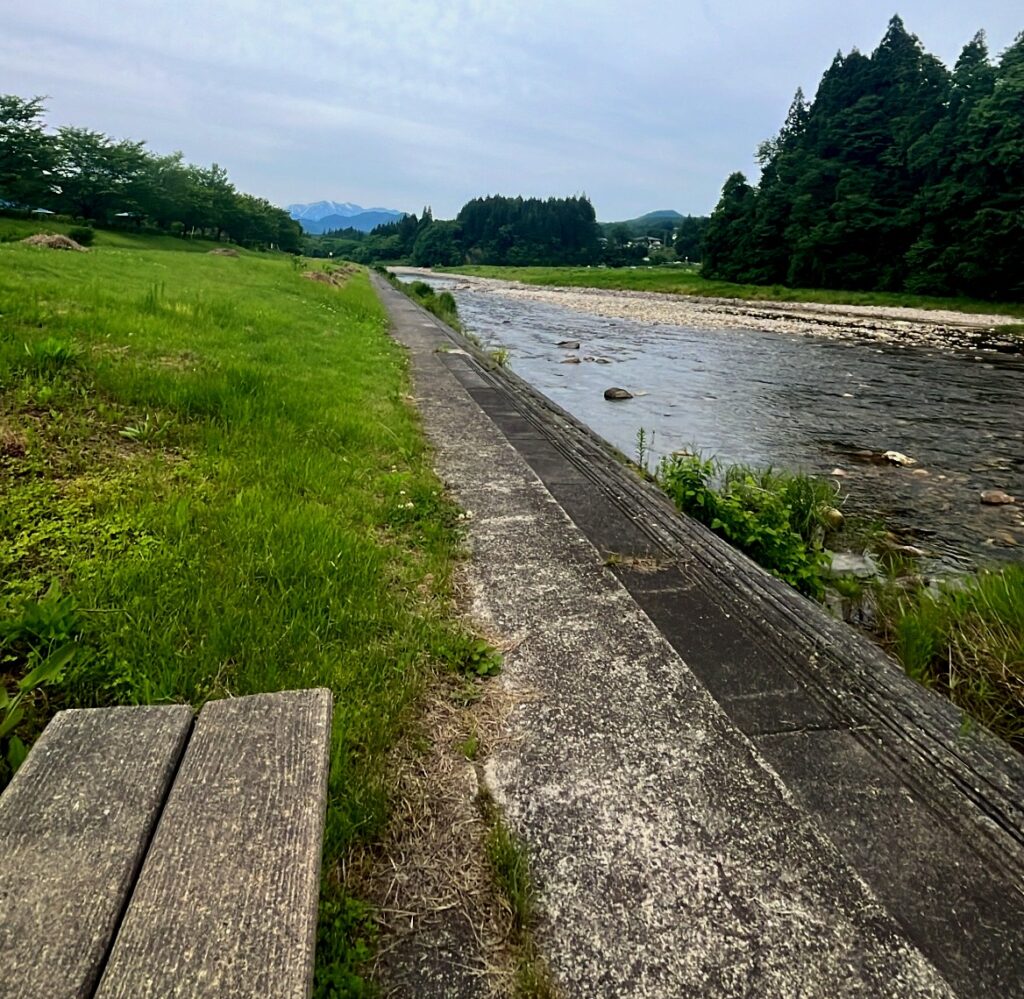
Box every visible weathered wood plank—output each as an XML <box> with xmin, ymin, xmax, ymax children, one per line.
<box><xmin>95</xmin><ymin>688</ymin><xmax>333</xmax><ymax>999</ymax></box>
<box><xmin>0</xmin><ymin>705</ymin><xmax>193</xmax><ymax>999</ymax></box>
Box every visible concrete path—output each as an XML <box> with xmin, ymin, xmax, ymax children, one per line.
<box><xmin>372</xmin><ymin>276</ymin><xmax>1024</xmax><ymax>998</ymax></box>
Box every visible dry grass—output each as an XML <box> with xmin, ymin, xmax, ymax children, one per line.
<box><xmin>20</xmin><ymin>233</ymin><xmax>88</xmax><ymax>251</ymax></box>
<box><xmin>356</xmin><ymin>665</ymin><xmax>525</xmax><ymax>998</ymax></box>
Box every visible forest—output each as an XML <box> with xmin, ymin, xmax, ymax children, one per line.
<box><xmin>703</xmin><ymin>17</ymin><xmax>1024</xmax><ymax>300</ymax></box>
<box><xmin>0</xmin><ymin>96</ymin><xmax>302</xmax><ymax>252</ymax></box>
<box><xmin>308</xmin><ymin>195</ymin><xmax>605</xmax><ymax>267</ymax></box>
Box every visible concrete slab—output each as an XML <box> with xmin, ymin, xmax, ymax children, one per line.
<box><xmin>757</xmin><ymin>728</ymin><xmax>1024</xmax><ymax>998</ymax></box>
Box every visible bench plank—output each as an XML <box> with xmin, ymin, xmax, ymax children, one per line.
<box><xmin>95</xmin><ymin>688</ymin><xmax>333</xmax><ymax>999</ymax></box>
<box><xmin>0</xmin><ymin>705</ymin><xmax>193</xmax><ymax>999</ymax></box>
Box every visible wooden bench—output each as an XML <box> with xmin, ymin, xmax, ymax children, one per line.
<box><xmin>0</xmin><ymin>688</ymin><xmax>333</xmax><ymax>999</ymax></box>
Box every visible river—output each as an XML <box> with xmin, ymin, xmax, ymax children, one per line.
<box><xmin>395</xmin><ymin>272</ymin><xmax>1024</xmax><ymax>573</ymax></box>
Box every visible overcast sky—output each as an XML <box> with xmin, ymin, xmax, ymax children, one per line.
<box><xmin>4</xmin><ymin>2</ymin><xmax>1020</xmax><ymax>220</ymax></box>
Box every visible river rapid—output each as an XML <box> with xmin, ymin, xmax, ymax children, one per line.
<box><xmin>395</xmin><ymin>271</ymin><xmax>1024</xmax><ymax>574</ymax></box>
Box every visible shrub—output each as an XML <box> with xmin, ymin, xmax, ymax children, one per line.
<box><xmin>68</xmin><ymin>226</ymin><xmax>95</xmax><ymax>247</ymax></box>
<box><xmin>657</xmin><ymin>453</ymin><xmax>834</xmax><ymax>597</ymax></box>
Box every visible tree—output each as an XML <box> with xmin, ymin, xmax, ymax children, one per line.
<box><xmin>411</xmin><ymin>220</ymin><xmax>462</xmax><ymax>266</ymax></box>
<box><xmin>0</xmin><ymin>95</ymin><xmax>54</xmax><ymax>208</ymax></box>
<box><xmin>50</xmin><ymin>127</ymin><xmax>149</xmax><ymax>221</ymax></box>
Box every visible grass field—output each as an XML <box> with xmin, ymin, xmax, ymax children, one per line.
<box><xmin>0</xmin><ymin>232</ymin><xmax>475</xmax><ymax>992</ymax></box>
<box><xmin>449</xmin><ymin>265</ymin><xmax>1024</xmax><ymax>320</ymax></box>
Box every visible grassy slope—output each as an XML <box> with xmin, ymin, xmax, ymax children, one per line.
<box><xmin>0</xmin><ymin>235</ymin><xmax>470</xmax><ymax>991</ymax></box>
<box><xmin>449</xmin><ymin>265</ymin><xmax>1024</xmax><ymax>320</ymax></box>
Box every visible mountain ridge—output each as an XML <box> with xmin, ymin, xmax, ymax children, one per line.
<box><xmin>288</xmin><ymin>201</ymin><xmax>406</xmax><ymax>234</ymax></box>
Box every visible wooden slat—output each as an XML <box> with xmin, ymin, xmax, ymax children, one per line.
<box><xmin>96</xmin><ymin>688</ymin><xmax>334</xmax><ymax>999</ymax></box>
<box><xmin>0</xmin><ymin>705</ymin><xmax>193</xmax><ymax>999</ymax></box>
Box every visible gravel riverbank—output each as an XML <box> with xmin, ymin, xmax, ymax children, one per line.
<box><xmin>413</xmin><ymin>270</ymin><xmax>1023</xmax><ymax>353</ymax></box>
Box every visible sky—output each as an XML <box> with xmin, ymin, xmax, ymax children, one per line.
<box><xmin>3</xmin><ymin>2</ymin><xmax>1021</xmax><ymax>221</ymax></box>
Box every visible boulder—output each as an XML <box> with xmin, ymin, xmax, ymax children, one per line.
<box><xmin>560</xmin><ymin>356</ymin><xmax>581</xmax><ymax>364</ymax></box>
<box><xmin>882</xmin><ymin>450</ymin><xmax>916</xmax><ymax>466</ymax></box>
<box><xmin>823</xmin><ymin>507</ymin><xmax>845</xmax><ymax>530</ymax></box>
<box><xmin>980</xmin><ymin>489</ymin><xmax>1016</xmax><ymax>505</ymax></box>
<box><xmin>604</xmin><ymin>387</ymin><xmax>633</xmax><ymax>401</ymax></box>
<box><xmin>558</xmin><ymin>340</ymin><xmax>580</xmax><ymax>349</ymax></box>
<box><xmin>826</xmin><ymin>552</ymin><xmax>878</xmax><ymax>579</ymax></box>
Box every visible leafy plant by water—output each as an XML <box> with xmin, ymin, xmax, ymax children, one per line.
<box><xmin>656</xmin><ymin>452</ymin><xmax>837</xmax><ymax>597</ymax></box>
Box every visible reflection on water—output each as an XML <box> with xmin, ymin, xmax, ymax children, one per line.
<box><xmin>397</xmin><ymin>273</ymin><xmax>1024</xmax><ymax>571</ymax></box>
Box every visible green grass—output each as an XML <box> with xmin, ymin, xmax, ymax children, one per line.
<box><xmin>380</xmin><ymin>269</ymin><xmax>462</xmax><ymax>330</ymax></box>
<box><xmin>448</xmin><ymin>265</ymin><xmax>1024</xmax><ymax>320</ymax></box>
<box><xmin>0</xmin><ymin>232</ymin><xmax>476</xmax><ymax>993</ymax></box>
<box><xmin>877</xmin><ymin>567</ymin><xmax>1024</xmax><ymax>749</ymax></box>
<box><xmin>477</xmin><ymin>791</ymin><xmax>555</xmax><ymax>998</ymax></box>
<box><xmin>0</xmin><ymin>214</ymin><xmax>227</xmax><ymax>252</ymax></box>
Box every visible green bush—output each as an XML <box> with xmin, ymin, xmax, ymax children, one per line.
<box><xmin>657</xmin><ymin>453</ymin><xmax>834</xmax><ymax>597</ymax></box>
<box><xmin>68</xmin><ymin>226</ymin><xmax>95</xmax><ymax>247</ymax></box>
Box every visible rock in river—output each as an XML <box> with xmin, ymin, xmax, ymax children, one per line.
<box><xmin>827</xmin><ymin>552</ymin><xmax>878</xmax><ymax>579</ymax></box>
<box><xmin>980</xmin><ymin>489</ymin><xmax>1016</xmax><ymax>505</ymax></box>
<box><xmin>561</xmin><ymin>356</ymin><xmax>581</xmax><ymax>364</ymax></box>
<box><xmin>882</xmin><ymin>450</ymin><xmax>917</xmax><ymax>466</ymax></box>
<box><xmin>604</xmin><ymin>387</ymin><xmax>633</xmax><ymax>401</ymax></box>
<box><xmin>558</xmin><ymin>339</ymin><xmax>580</xmax><ymax>349</ymax></box>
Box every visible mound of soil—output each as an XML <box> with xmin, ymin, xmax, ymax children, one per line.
<box><xmin>207</xmin><ymin>247</ymin><xmax>240</xmax><ymax>257</ymax></box>
<box><xmin>21</xmin><ymin>233</ymin><xmax>88</xmax><ymax>252</ymax></box>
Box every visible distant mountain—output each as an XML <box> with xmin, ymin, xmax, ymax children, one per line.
<box><xmin>601</xmin><ymin>209</ymin><xmax>684</xmax><ymax>232</ymax></box>
<box><xmin>298</xmin><ymin>210</ymin><xmax>407</xmax><ymax>235</ymax></box>
<box><xmin>632</xmin><ymin>209</ymin><xmax>684</xmax><ymax>224</ymax></box>
<box><xmin>287</xmin><ymin>201</ymin><xmax>406</xmax><ymax>233</ymax></box>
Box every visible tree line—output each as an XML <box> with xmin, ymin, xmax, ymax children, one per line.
<box><xmin>703</xmin><ymin>17</ymin><xmax>1024</xmax><ymax>300</ymax></box>
<box><xmin>0</xmin><ymin>95</ymin><xmax>302</xmax><ymax>252</ymax></box>
<box><xmin>307</xmin><ymin>194</ymin><xmax>604</xmax><ymax>267</ymax></box>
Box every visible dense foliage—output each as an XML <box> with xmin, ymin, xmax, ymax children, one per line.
<box><xmin>0</xmin><ymin>95</ymin><xmax>301</xmax><ymax>251</ymax></box>
<box><xmin>307</xmin><ymin>195</ymin><xmax>603</xmax><ymax>267</ymax></box>
<box><xmin>703</xmin><ymin>17</ymin><xmax>1024</xmax><ymax>300</ymax></box>
<box><xmin>656</xmin><ymin>453</ymin><xmax>837</xmax><ymax>597</ymax></box>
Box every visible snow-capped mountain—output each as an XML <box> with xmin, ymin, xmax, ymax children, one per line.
<box><xmin>287</xmin><ymin>201</ymin><xmax>401</xmax><ymax>222</ymax></box>
<box><xmin>286</xmin><ymin>201</ymin><xmax>406</xmax><ymax>234</ymax></box>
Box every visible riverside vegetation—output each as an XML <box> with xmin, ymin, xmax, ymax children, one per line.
<box><xmin>0</xmin><ymin>227</ymin><xmax>499</xmax><ymax>994</ymax></box>
<box><xmin>654</xmin><ymin>450</ymin><xmax>1023</xmax><ymax>750</ymax></box>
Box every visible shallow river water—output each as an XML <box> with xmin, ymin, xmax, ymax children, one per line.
<box><xmin>398</xmin><ymin>273</ymin><xmax>1024</xmax><ymax>572</ymax></box>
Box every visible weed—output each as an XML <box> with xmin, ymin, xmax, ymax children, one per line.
<box><xmin>476</xmin><ymin>790</ymin><xmax>556</xmax><ymax>998</ymax></box>
<box><xmin>0</xmin><ymin>643</ymin><xmax>76</xmax><ymax>777</ymax></box>
<box><xmin>656</xmin><ymin>452</ymin><xmax>836</xmax><ymax>597</ymax></box>
<box><xmin>22</xmin><ymin>337</ymin><xmax>79</xmax><ymax>376</ymax></box>
<box><xmin>119</xmin><ymin>414</ymin><xmax>174</xmax><ymax>445</ymax></box>
<box><xmin>876</xmin><ymin>566</ymin><xmax>1024</xmax><ymax>748</ymax></box>
<box><xmin>441</xmin><ymin>634</ymin><xmax>502</xmax><ymax>678</ymax></box>
<box><xmin>634</xmin><ymin>427</ymin><xmax>655</xmax><ymax>475</ymax></box>
<box><xmin>313</xmin><ymin>894</ymin><xmax>378</xmax><ymax>998</ymax></box>
<box><xmin>459</xmin><ymin>730</ymin><xmax>479</xmax><ymax>760</ymax></box>
<box><xmin>489</xmin><ymin>346</ymin><xmax>511</xmax><ymax>367</ymax></box>
<box><xmin>486</xmin><ymin>818</ymin><xmax>533</xmax><ymax>929</ymax></box>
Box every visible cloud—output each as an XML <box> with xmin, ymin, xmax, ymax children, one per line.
<box><xmin>3</xmin><ymin>1</ymin><xmax>1020</xmax><ymax>219</ymax></box>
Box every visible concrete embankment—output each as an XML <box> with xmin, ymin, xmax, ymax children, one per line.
<box><xmin>372</xmin><ymin>275</ymin><xmax>1024</xmax><ymax>998</ymax></box>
